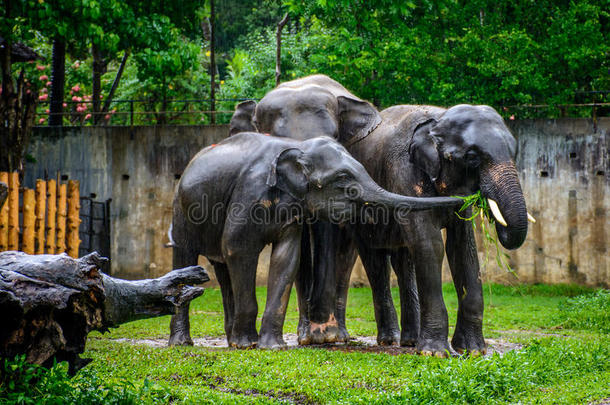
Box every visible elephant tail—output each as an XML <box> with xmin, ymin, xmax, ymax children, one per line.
<box><xmin>165</xmin><ymin>223</ymin><xmax>176</xmax><ymax>248</ymax></box>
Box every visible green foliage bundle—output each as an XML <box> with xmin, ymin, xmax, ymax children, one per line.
<box><xmin>0</xmin><ymin>355</ymin><xmax>169</xmax><ymax>405</ymax></box>
<box><xmin>557</xmin><ymin>289</ymin><xmax>610</xmax><ymax>334</ymax></box>
<box><xmin>455</xmin><ymin>191</ymin><xmax>513</xmax><ymax>273</ymax></box>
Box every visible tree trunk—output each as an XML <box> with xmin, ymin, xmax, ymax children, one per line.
<box><xmin>91</xmin><ymin>43</ymin><xmax>103</xmax><ymax>123</ymax></box>
<box><xmin>209</xmin><ymin>0</ymin><xmax>216</xmax><ymax>124</ymax></box>
<box><xmin>275</xmin><ymin>13</ymin><xmax>289</xmax><ymax>87</ymax></box>
<box><xmin>0</xmin><ymin>251</ymin><xmax>209</xmax><ymax>374</ymax></box>
<box><xmin>0</xmin><ymin>69</ymin><xmax>38</xmax><ymax>172</ymax></box>
<box><xmin>0</xmin><ymin>30</ymin><xmax>13</xmax><ymax>172</ymax></box>
<box><xmin>48</xmin><ymin>37</ymin><xmax>65</xmax><ymax>126</ymax></box>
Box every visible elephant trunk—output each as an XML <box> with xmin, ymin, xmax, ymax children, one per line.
<box><xmin>363</xmin><ymin>183</ymin><xmax>461</xmax><ymax>212</ymax></box>
<box><xmin>480</xmin><ymin>161</ymin><xmax>528</xmax><ymax>250</ymax></box>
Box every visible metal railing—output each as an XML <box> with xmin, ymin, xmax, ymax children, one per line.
<box><xmin>35</xmin><ymin>98</ymin><xmax>258</xmax><ymax>126</ymax></box>
<box><xmin>34</xmin><ymin>92</ymin><xmax>609</xmax><ymax>127</ymax></box>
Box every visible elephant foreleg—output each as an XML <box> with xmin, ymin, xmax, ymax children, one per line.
<box><xmin>390</xmin><ymin>248</ymin><xmax>420</xmax><ymax>347</ymax></box>
<box><xmin>296</xmin><ymin>223</ymin><xmax>313</xmax><ymax>344</ymax></box>
<box><xmin>446</xmin><ymin>218</ymin><xmax>486</xmax><ymax>354</ymax></box>
<box><xmin>334</xmin><ymin>225</ymin><xmax>357</xmax><ymax>343</ymax></box>
<box><xmin>210</xmin><ymin>260</ymin><xmax>235</xmax><ymax>344</ymax></box>
<box><xmin>410</xmin><ymin>230</ymin><xmax>452</xmax><ymax>356</ymax></box>
<box><xmin>300</xmin><ymin>221</ymin><xmax>341</xmax><ymax>344</ymax></box>
<box><xmin>259</xmin><ymin>225</ymin><xmax>302</xmax><ymax>349</ymax></box>
<box><xmin>225</xmin><ymin>251</ymin><xmax>260</xmax><ymax>349</ymax></box>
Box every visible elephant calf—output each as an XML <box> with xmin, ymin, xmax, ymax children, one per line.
<box><xmin>169</xmin><ymin>133</ymin><xmax>460</xmax><ymax>349</ymax></box>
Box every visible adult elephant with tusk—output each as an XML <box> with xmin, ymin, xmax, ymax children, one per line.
<box><xmin>346</xmin><ymin>104</ymin><xmax>534</xmax><ymax>355</ymax></box>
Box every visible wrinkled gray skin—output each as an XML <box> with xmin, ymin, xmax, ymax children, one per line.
<box><xmin>347</xmin><ymin>104</ymin><xmax>528</xmax><ymax>355</ymax></box>
<box><xmin>229</xmin><ymin>75</ymin><xmax>383</xmax><ymax>345</ymax></box>
<box><xmin>169</xmin><ymin>133</ymin><xmax>460</xmax><ymax>349</ymax></box>
<box><xmin>228</xmin><ymin>75</ymin><xmax>529</xmax><ymax>356</ymax></box>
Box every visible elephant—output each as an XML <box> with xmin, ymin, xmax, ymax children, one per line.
<box><xmin>342</xmin><ymin>104</ymin><xmax>532</xmax><ymax>355</ymax></box>
<box><xmin>168</xmin><ymin>132</ymin><xmax>461</xmax><ymax>349</ymax></box>
<box><xmin>227</xmin><ymin>74</ymin><xmax>383</xmax><ymax>345</ymax></box>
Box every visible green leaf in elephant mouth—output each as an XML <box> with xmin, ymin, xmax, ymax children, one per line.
<box><xmin>453</xmin><ymin>190</ymin><xmax>516</xmax><ymax>278</ymax></box>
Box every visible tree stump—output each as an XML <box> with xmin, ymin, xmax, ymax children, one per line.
<box><xmin>0</xmin><ymin>251</ymin><xmax>209</xmax><ymax>374</ymax></box>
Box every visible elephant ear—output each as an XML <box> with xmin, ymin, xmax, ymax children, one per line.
<box><xmin>229</xmin><ymin>100</ymin><xmax>257</xmax><ymax>136</ymax></box>
<box><xmin>266</xmin><ymin>148</ymin><xmax>312</xmax><ymax>199</ymax></box>
<box><xmin>409</xmin><ymin>119</ymin><xmax>441</xmax><ymax>182</ymax></box>
<box><xmin>337</xmin><ymin>95</ymin><xmax>381</xmax><ymax>146</ymax></box>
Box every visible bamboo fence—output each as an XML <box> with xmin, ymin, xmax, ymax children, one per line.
<box><xmin>0</xmin><ymin>172</ymin><xmax>80</xmax><ymax>257</ymax></box>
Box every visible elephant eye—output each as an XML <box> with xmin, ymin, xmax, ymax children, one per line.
<box><xmin>465</xmin><ymin>150</ymin><xmax>480</xmax><ymax>167</ymax></box>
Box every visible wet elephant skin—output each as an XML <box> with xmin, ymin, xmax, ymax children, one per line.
<box><xmin>168</xmin><ymin>133</ymin><xmax>461</xmax><ymax>348</ymax></box>
<box><xmin>347</xmin><ymin>104</ymin><xmax>529</xmax><ymax>355</ymax></box>
<box><xmin>228</xmin><ymin>75</ymin><xmax>382</xmax><ymax>344</ymax></box>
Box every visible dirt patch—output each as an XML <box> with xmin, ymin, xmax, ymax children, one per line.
<box><xmin>107</xmin><ymin>334</ymin><xmax>522</xmax><ymax>356</ymax></box>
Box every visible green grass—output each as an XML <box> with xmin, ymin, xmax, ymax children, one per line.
<box><xmin>3</xmin><ymin>283</ymin><xmax>609</xmax><ymax>404</ymax></box>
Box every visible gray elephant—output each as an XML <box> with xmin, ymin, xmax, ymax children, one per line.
<box><xmin>169</xmin><ymin>132</ymin><xmax>460</xmax><ymax>349</ymax></box>
<box><xmin>228</xmin><ymin>74</ymin><xmax>532</xmax><ymax>356</ymax></box>
<box><xmin>346</xmin><ymin>104</ymin><xmax>532</xmax><ymax>355</ymax></box>
<box><xmin>228</xmin><ymin>75</ymin><xmax>382</xmax><ymax>345</ymax></box>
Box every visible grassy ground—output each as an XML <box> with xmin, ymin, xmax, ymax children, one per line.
<box><xmin>3</xmin><ymin>283</ymin><xmax>609</xmax><ymax>404</ymax></box>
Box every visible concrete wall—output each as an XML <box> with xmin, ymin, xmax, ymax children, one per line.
<box><xmin>26</xmin><ymin>119</ymin><xmax>608</xmax><ymax>286</ymax></box>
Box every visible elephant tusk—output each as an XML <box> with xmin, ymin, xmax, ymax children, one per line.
<box><xmin>527</xmin><ymin>212</ymin><xmax>536</xmax><ymax>224</ymax></box>
<box><xmin>487</xmin><ymin>198</ymin><xmax>508</xmax><ymax>227</ymax></box>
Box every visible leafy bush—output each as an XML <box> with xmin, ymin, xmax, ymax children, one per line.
<box><xmin>557</xmin><ymin>289</ymin><xmax>610</xmax><ymax>334</ymax></box>
<box><xmin>0</xmin><ymin>355</ymin><xmax>169</xmax><ymax>405</ymax></box>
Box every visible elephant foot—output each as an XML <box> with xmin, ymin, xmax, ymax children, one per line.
<box><xmin>400</xmin><ymin>330</ymin><xmax>418</xmax><ymax>347</ymax></box>
<box><xmin>229</xmin><ymin>334</ymin><xmax>258</xmax><ymax>349</ymax></box>
<box><xmin>298</xmin><ymin>314</ymin><xmax>344</xmax><ymax>345</ymax></box>
<box><xmin>451</xmin><ymin>325</ymin><xmax>486</xmax><ymax>356</ymax></box>
<box><xmin>376</xmin><ymin>327</ymin><xmax>400</xmax><ymax>346</ymax></box>
<box><xmin>337</xmin><ymin>324</ymin><xmax>350</xmax><ymax>343</ymax></box>
<box><xmin>417</xmin><ymin>338</ymin><xmax>455</xmax><ymax>358</ymax></box>
<box><xmin>258</xmin><ymin>333</ymin><xmax>287</xmax><ymax>349</ymax></box>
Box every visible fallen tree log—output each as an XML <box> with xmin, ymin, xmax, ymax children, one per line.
<box><xmin>0</xmin><ymin>251</ymin><xmax>209</xmax><ymax>374</ymax></box>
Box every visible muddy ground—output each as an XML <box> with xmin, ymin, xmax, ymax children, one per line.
<box><xmin>107</xmin><ymin>334</ymin><xmax>522</xmax><ymax>356</ymax></box>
